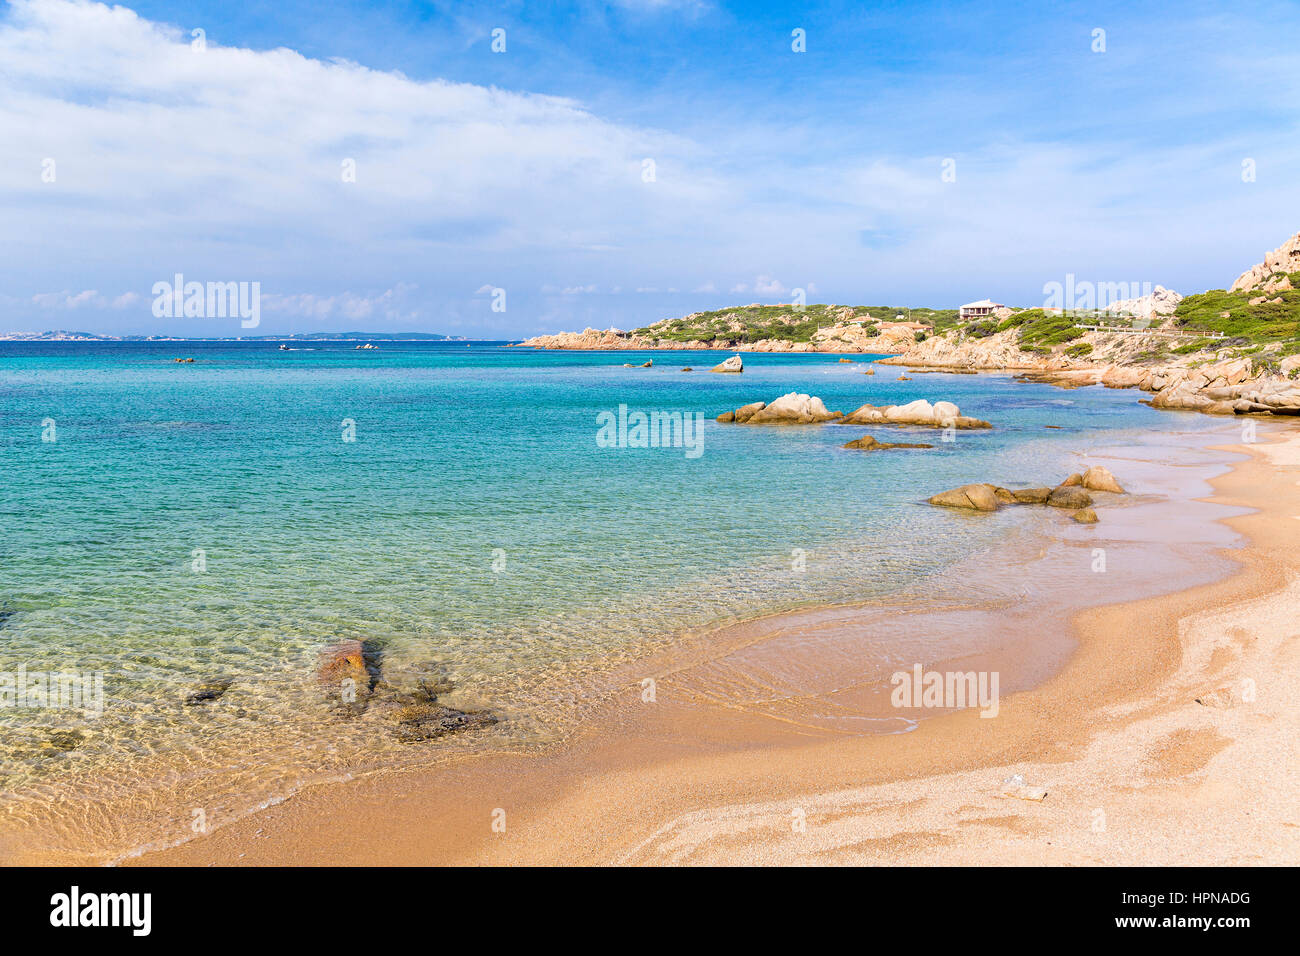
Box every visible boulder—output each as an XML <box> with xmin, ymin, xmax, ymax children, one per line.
<box><xmin>1060</xmin><ymin>473</ymin><xmax>1083</xmax><ymax>487</ymax></box>
<box><xmin>885</xmin><ymin>399</ymin><xmax>938</xmax><ymax>425</ymax></box>
<box><xmin>746</xmin><ymin>392</ymin><xmax>841</xmax><ymax>424</ymax></box>
<box><xmin>928</xmin><ymin>483</ymin><xmax>1006</xmax><ymax>512</ymax></box>
<box><xmin>841</xmin><ymin>400</ymin><xmax>991</xmax><ymax>429</ymax></box>
<box><xmin>711</xmin><ymin>354</ymin><xmax>743</xmax><ymax>373</ymax></box>
<box><xmin>318</xmin><ymin>640</ymin><xmax>370</xmax><ymax>711</ymax></box>
<box><xmin>843</xmin><ymin>435</ymin><xmax>934</xmax><ymax>451</ymax></box>
<box><xmin>185</xmin><ymin>677</ymin><xmax>234</xmax><ymax>706</ymax></box>
<box><xmin>1071</xmin><ymin>508</ymin><xmax>1099</xmax><ymax>524</ymax></box>
<box><xmin>1047</xmin><ymin>486</ymin><xmax>1094</xmax><ymax>509</ymax></box>
<box><xmin>1081</xmin><ymin>465</ymin><xmax>1125</xmax><ymax>494</ymax></box>
<box><xmin>838</xmin><ymin>357</ymin><xmax>854</xmax><ymax>363</ymax></box>
<box><xmin>1011</xmin><ymin>487</ymin><xmax>1053</xmax><ymax>504</ymax></box>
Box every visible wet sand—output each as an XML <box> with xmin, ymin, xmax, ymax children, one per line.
<box><xmin>128</xmin><ymin>422</ymin><xmax>1300</xmax><ymax>866</ymax></box>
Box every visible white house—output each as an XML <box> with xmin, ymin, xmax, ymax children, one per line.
<box><xmin>959</xmin><ymin>299</ymin><xmax>1005</xmax><ymax>320</ymax></box>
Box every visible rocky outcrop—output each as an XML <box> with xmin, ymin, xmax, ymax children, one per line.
<box><xmin>928</xmin><ymin>483</ymin><xmax>1007</xmax><ymax>511</ymax></box>
<box><xmin>1230</xmin><ymin>231</ymin><xmax>1300</xmax><ymax>292</ymax></box>
<box><xmin>840</xmin><ymin>399</ymin><xmax>991</xmax><ymax>429</ymax></box>
<box><xmin>1104</xmin><ymin>285</ymin><xmax>1182</xmax><ymax>317</ymax></box>
<box><xmin>711</xmin><ymin>354</ymin><xmax>743</xmax><ymax>373</ymax></box>
<box><xmin>184</xmin><ymin>678</ymin><xmax>234</xmax><ymax>706</ymax></box>
<box><xmin>930</xmin><ymin>469</ymin><xmax>1124</xmax><ymax>517</ymax></box>
<box><xmin>318</xmin><ymin>640</ymin><xmax>371</xmax><ymax>712</ymax></box>
<box><xmin>842</xmin><ymin>435</ymin><xmax>934</xmax><ymax>451</ymax></box>
<box><xmin>1047</xmin><ymin>485</ymin><xmax>1094</xmax><ymax>509</ymax></box>
<box><xmin>519</xmin><ymin>327</ymin><xmax>659</xmax><ymax>350</ymax></box>
<box><xmin>747</xmin><ymin>392</ymin><xmax>841</xmax><ymax>424</ymax></box>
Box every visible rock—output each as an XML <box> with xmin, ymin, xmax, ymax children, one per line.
<box><xmin>639</xmin><ymin>360</ymin><xmax>652</xmax><ymax>368</ymax></box>
<box><xmin>863</xmin><ymin>367</ymin><xmax>875</xmax><ymax>375</ymax></box>
<box><xmin>1081</xmin><ymin>465</ymin><xmax>1125</xmax><ymax>494</ymax></box>
<box><xmin>1071</xmin><ymin>508</ymin><xmax>1099</xmax><ymax>524</ymax></box>
<box><xmin>1104</xmin><ymin>284</ymin><xmax>1183</xmax><ymax>318</ymax></box>
<box><xmin>389</xmin><ymin>702</ymin><xmax>498</xmax><ymax>742</ymax></box>
<box><xmin>842</xmin><ymin>435</ymin><xmax>934</xmax><ymax>451</ymax></box>
<box><xmin>1230</xmin><ymin>230</ymin><xmax>1300</xmax><ymax>292</ymax></box>
<box><xmin>838</xmin><ymin>357</ymin><xmax>853</xmax><ymax>363</ymax></box>
<box><xmin>886</xmin><ymin>399</ymin><xmax>938</xmax><ymax>425</ymax></box>
<box><xmin>681</xmin><ymin>367</ymin><xmax>693</xmax><ymax>372</ymax></box>
<box><xmin>746</xmin><ymin>392</ymin><xmax>841</xmax><ymax>424</ymax></box>
<box><xmin>716</xmin><ymin>410</ymin><xmax>735</xmax><ymax>423</ymax></box>
<box><xmin>932</xmin><ymin>400</ymin><xmax>960</xmax><ymax>425</ymax></box>
<box><xmin>185</xmin><ymin>677</ymin><xmax>234</xmax><ymax>706</ymax></box>
<box><xmin>1047</xmin><ymin>486</ymin><xmax>1094</xmax><ymax>509</ymax></box>
<box><xmin>897</xmin><ymin>375</ymin><xmax>912</xmax><ymax>381</ymax></box>
<box><xmin>318</xmin><ymin>640</ymin><xmax>370</xmax><ymax>711</ymax></box>
<box><xmin>841</xmin><ymin>400</ymin><xmax>991</xmax><ymax>429</ymax></box>
<box><xmin>1012</xmin><ymin>487</ymin><xmax>1052</xmax><ymax>504</ymax></box>
<box><xmin>928</xmin><ymin>483</ymin><xmax>1005</xmax><ymax>512</ymax></box>
<box><xmin>1060</xmin><ymin>473</ymin><xmax>1083</xmax><ymax>487</ymax></box>
<box><xmin>711</xmin><ymin>354</ymin><xmax>743</xmax><ymax>374</ymax></box>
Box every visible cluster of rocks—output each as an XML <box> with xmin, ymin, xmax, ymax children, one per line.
<box><xmin>717</xmin><ymin>394</ymin><xmax>992</xmax><ymax>429</ymax></box>
<box><xmin>840</xmin><ymin>398</ymin><xmax>992</xmax><ymax>429</ymax></box>
<box><xmin>1019</xmin><ymin>356</ymin><xmax>1300</xmax><ymax>415</ymax></box>
<box><xmin>184</xmin><ymin>641</ymin><xmax>497</xmax><ymax>744</ymax></box>
<box><xmin>928</xmin><ymin>465</ymin><xmax>1126</xmax><ymax>523</ymax></box>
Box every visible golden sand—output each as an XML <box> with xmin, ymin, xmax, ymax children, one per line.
<box><xmin>132</xmin><ymin>426</ymin><xmax>1300</xmax><ymax>866</ymax></box>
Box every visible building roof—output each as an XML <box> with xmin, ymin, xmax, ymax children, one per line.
<box><xmin>960</xmin><ymin>299</ymin><xmax>1000</xmax><ymax>309</ymax></box>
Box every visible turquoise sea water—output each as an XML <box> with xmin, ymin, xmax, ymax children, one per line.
<box><xmin>0</xmin><ymin>341</ymin><xmax>1225</xmax><ymax>859</ymax></box>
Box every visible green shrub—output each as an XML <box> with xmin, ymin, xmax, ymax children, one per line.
<box><xmin>1064</xmin><ymin>342</ymin><xmax>1093</xmax><ymax>358</ymax></box>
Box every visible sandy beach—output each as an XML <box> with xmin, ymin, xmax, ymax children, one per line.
<box><xmin>127</xmin><ymin>422</ymin><xmax>1300</xmax><ymax>867</ymax></box>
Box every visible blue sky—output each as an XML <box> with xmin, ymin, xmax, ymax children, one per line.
<box><xmin>2</xmin><ymin>0</ymin><xmax>1298</xmax><ymax>336</ymax></box>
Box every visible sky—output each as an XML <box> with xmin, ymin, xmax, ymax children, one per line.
<box><xmin>2</xmin><ymin>0</ymin><xmax>1298</xmax><ymax>337</ymax></box>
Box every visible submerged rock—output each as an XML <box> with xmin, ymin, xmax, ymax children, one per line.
<box><xmin>710</xmin><ymin>354</ymin><xmax>743</xmax><ymax>373</ymax></box>
<box><xmin>318</xmin><ymin>640</ymin><xmax>372</xmax><ymax>713</ymax></box>
<box><xmin>390</xmin><ymin>703</ymin><xmax>498</xmax><ymax>742</ymax></box>
<box><xmin>1071</xmin><ymin>508</ymin><xmax>1100</xmax><ymax>523</ymax></box>
<box><xmin>719</xmin><ymin>393</ymin><xmax>840</xmax><ymax>424</ymax></box>
<box><xmin>1047</xmin><ymin>486</ymin><xmax>1094</xmax><ymax>509</ymax></box>
<box><xmin>842</xmin><ymin>435</ymin><xmax>934</xmax><ymax>451</ymax></box>
<box><xmin>185</xmin><ymin>677</ymin><xmax>234</xmax><ymax>706</ymax></box>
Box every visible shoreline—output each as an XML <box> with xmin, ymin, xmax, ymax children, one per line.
<box><xmin>122</xmin><ymin>422</ymin><xmax>1300</xmax><ymax>866</ymax></box>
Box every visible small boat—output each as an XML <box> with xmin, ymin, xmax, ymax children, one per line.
<box><xmin>279</xmin><ymin>344</ymin><xmax>289</xmax><ymax>350</ymax></box>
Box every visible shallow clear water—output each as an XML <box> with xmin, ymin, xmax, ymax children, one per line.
<box><xmin>0</xmin><ymin>341</ymin><xmax>1227</xmax><ymax>859</ymax></box>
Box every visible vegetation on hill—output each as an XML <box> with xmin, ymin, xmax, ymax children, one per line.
<box><xmin>633</xmin><ymin>303</ymin><xmax>958</xmax><ymax>344</ymax></box>
<box><xmin>1171</xmin><ymin>278</ymin><xmax>1300</xmax><ymax>343</ymax></box>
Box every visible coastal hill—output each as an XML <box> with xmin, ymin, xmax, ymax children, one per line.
<box><xmin>518</xmin><ymin>231</ymin><xmax>1300</xmax><ymax>416</ymax></box>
